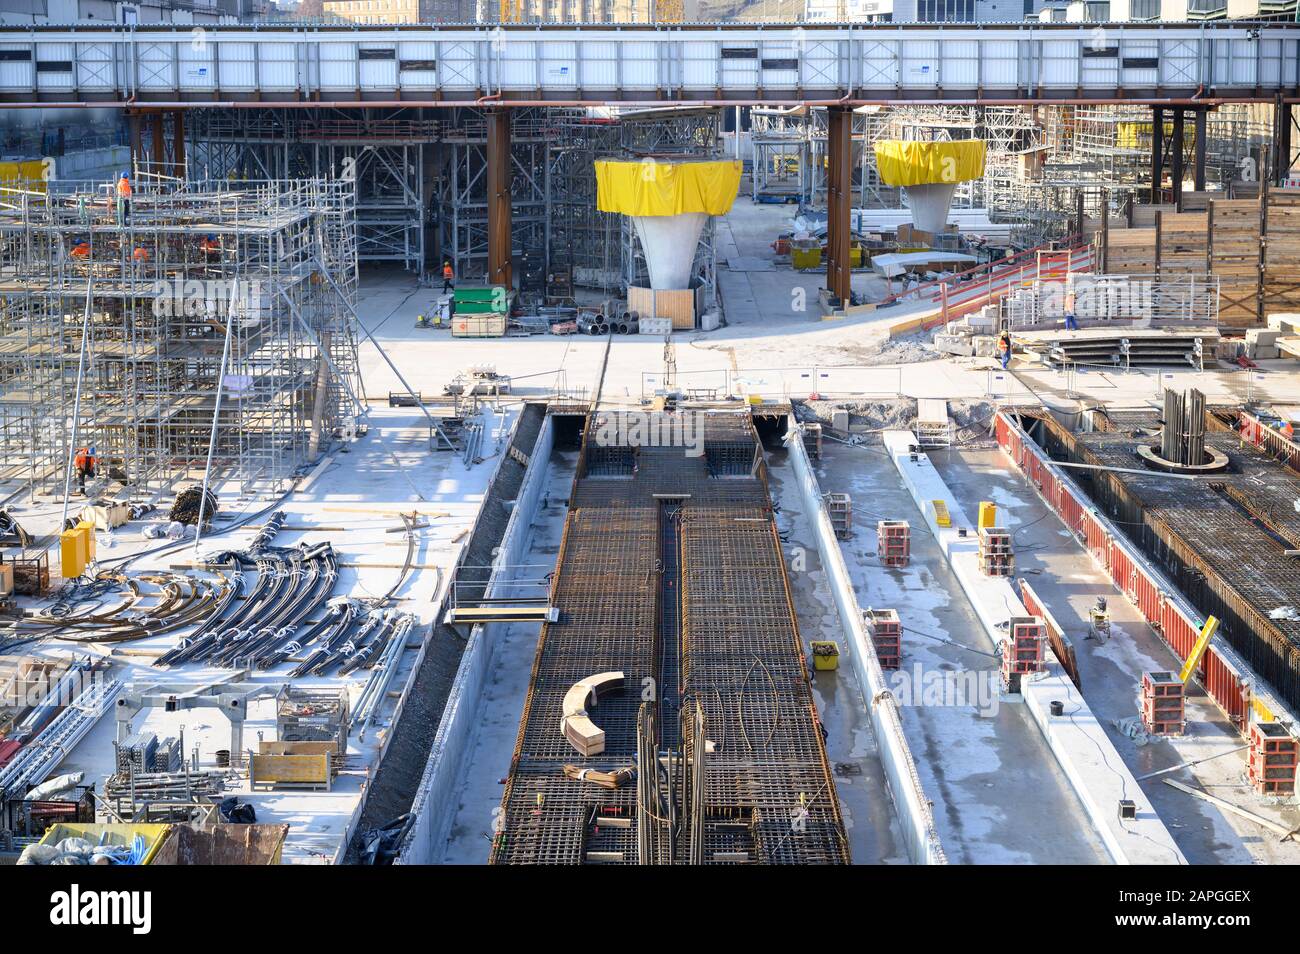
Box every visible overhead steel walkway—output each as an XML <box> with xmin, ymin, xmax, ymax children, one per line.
<box><xmin>0</xmin><ymin>22</ymin><xmax>1296</xmax><ymax>106</ymax></box>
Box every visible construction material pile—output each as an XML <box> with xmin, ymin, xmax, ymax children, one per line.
<box><xmin>169</xmin><ymin>487</ymin><xmax>219</xmax><ymax>526</ymax></box>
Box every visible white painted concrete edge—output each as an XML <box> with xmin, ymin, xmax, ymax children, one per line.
<box><xmin>883</xmin><ymin>429</ymin><xmax>1186</xmax><ymax>865</ymax></box>
<box><xmin>1002</xmin><ymin>414</ymin><xmax>1299</xmax><ymax>728</ymax></box>
<box><xmin>785</xmin><ymin>424</ymin><xmax>947</xmax><ymax>865</ymax></box>
<box><xmin>398</xmin><ymin>411</ymin><xmax>554</xmax><ymax>865</ymax></box>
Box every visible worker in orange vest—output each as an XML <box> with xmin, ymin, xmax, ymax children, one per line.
<box><xmin>69</xmin><ymin>237</ymin><xmax>90</xmax><ymax>259</ymax></box>
<box><xmin>441</xmin><ymin>259</ymin><xmax>454</xmax><ymax>294</ymax></box>
<box><xmin>199</xmin><ymin>233</ymin><xmax>221</xmax><ymax>259</ymax></box>
<box><xmin>73</xmin><ymin>446</ymin><xmax>97</xmax><ymax>495</ymax></box>
<box><xmin>1283</xmin><ymin>421</ymin><xmax>1295</xmax><ymax>440</ymax></box>
<box><xmin>132</xmin><ymin>245</ymin><xmax>150</xmax><ymax>263</ymax></box>
<box><xmin>116</xmin><ymin>171</ymin><xmax>132</xmax><ymax>225</ymax></box>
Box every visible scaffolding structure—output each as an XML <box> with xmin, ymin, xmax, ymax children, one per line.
<box><xmin>192</xmin><ymin>108</ymin><xmax>432</xmax><ymax>274</ymax></box>
<box><xmin>0</xmin><ymin>173</ymin><xmax>361</xmax><ymax>497</ymax></box>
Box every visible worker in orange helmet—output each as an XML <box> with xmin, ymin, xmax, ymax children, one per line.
<box><xmin>115</xmin><ymin>171</ymin><xmax>132</xmax><ymax>225</ymax></box>
<box><xmin>69</xmin><ymin>236</ymin><xmax>91</xmax><ymax>259</ymax></box>
<box><xmin>73</xmin><ymin>446</ymin><xmax>97</xmax><ymax>496</ymax></box>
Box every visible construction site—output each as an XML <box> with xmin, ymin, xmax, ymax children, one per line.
<box><xmin>0</xmin><ymin>20</ymin><xmax>1298</xmax><ymax>881</ymax></box>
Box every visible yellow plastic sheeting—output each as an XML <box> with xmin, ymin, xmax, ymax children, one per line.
<box><xmin>0</xmin><ymin>159</ymin><xmax>48</xmax><ymax>192</ymax></box>
<box><xmin>873</xmin><ymin>140</ymin><xmax>986</xmax><ymax>187</ymax></box>
<box><xmin>595</xmin><ymin>159</ymin><xmax>742</xmax><ymax>216</ymax></box>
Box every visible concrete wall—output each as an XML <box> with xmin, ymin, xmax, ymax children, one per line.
<box><xmin>397</xmin><ymin>412</ymin><xmax>554</xmax><ymax>865</ymax></box>
<box><xmin>784</xmin><ymin>422</ymin><xmax>947</xmax><ymax>865</ymax></box>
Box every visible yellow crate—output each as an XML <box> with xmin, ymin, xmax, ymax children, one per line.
<box><xmin>76</xmin><ymin>520</ymin><xmax>96</xmax><ymax>562</ymax></box>
<box><xmin>977</xmin><ymin>501</ymin><xmax>997</xmax><ymax>531</ymax></box>
<box><xmin>931</xmin><ymin>499</ymin><xmax>952</xmax><ymax>528</ymax></box>
<box><xmin>60</xmin><ymin>527</ymin><xmax>87</xmax><ymax>578</ymax></box>
<box><xmin>39</xmin><ymin>823</ymin><xmax>172</xmax><ymax>865</ymax></box>
<box><xmin>810</xmin><ymin>641</ymin><xmax>840</xmax><ymax>671</ymax></box>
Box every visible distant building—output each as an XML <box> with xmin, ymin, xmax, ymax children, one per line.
<box><xmin>0</xmin><ymin>0</ymin><xmax>263</xmax><ymax>24</ymax></box>
<box><xmin>804</xmin><ymin>0</ymin><xmax>893</xmax><ymax>20</ymax></box>
<box><xmin>889</xmin><ymin>0</ymin><xmax>1042</xmax><ymax>21</ymax></box>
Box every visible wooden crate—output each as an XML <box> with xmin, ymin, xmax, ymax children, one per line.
<box><xmin>628</xmin><ymin>285</ymin><xmax>699</xmax><ymax>331</ymax></box>
<box><xmin>248</xmin><ymin>752</ymin><xmax>332</xmax><ymax>791</ymax></box>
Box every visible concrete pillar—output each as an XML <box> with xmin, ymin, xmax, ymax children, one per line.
<box><xmin>825</xmin><ymin>105</ymin><xmax>853</xmax><ymax>305</ymax></box>
<box><xmin>487</xmin><ymin>108</ymin><xmax>513</xmax><ymax>289</ymax></box>
<box><xmin>1150</xmin><ymin>106</ymin><xmax>1164</xmax><ymax>204</ymax></box>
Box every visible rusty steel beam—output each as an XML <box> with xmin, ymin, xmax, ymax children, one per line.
<box><xmin>1151</xmin><ymin>105</ymin><xmax>1165</xmax><ymax>204</ymax></box>
<box><xmin>150</xmin><ymin>111</ymin><xmax>166</xmax><ymax>170</ymax></box>
<box><xmin>487</xmin><ymin>108</ymin><xmax>513</xmax><ymax>290</ymax></box>
<box><xmin>825</xmin><ymin>105</ymin><xmax>852</xmax><ymax>306</ymax></box>
<box><xmin>172</xmin><ymin>109</ymin><xmax>186</xmax><ymax>179</ymax></box>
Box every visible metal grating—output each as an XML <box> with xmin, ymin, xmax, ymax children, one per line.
<box><xmin>491</xmin><ymin>411</ymin><xmax>848</xmax><ymax>865</ymax></box>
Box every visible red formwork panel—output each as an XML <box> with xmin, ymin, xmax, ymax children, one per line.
<box><xmin>994</xmin><ymin>411</ymin><xmax>1252</xmax><ymax>734</ymax></box>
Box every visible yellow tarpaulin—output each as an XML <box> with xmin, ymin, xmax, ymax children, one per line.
<box><xmin>873</xmin><ymin>140</ymin><xmax>986</xmax><ymax>188</ymax></box>
<box><xmin>0</xmin><ymin>159</ymin><xmax>48</xmax><ymax>192</ymax></box>
<box><xmin>595</xmin><ymin>159</ymin><xmax>742</xmax><ymax>216</ymax></box>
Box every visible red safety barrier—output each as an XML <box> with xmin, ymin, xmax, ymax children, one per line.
<box><xmin>994</xmin><ymin>411</ymin><xmax>1251</xmax><ymax>732</ymax></box>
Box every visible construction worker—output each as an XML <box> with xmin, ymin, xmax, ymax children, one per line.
<box><xmin>132</xmin><ymin>245</ymin><xmax>150</xmax><ymax>264</ymax></box>
<box><xmin>69</xmin><ymin>236</ymin><xmax>91</xmax><ymax>259</ymax></box>
<box><xmin>73</xmin><ymin>446</ymin><xmax>96</xmax><ymax>496</ymax></box>
<box><xmin>199</xmin><ymin>233</ymin><xmax>221</xmax><ymax>259</ymax></box>
<box><xmin>115</xmin><ymin>171</ymin><xmax>132</xmax><ymax>225</ymax></box>
<box><xmin>998</xmin><ymin>330</ymin><xmax>1013</xmax><ymax>370</ymax></box>
<box><xmin>1064</xmin><ymin>310</ymin><xmax>1079</xmax><ymax>331</ymax></box>
<box><xmin>441</xmin><ymin>258</ymin><xmax>455</xmax><ymax>294</ymax></box>
<box><xmin>1283</xmin><ymin>421</ymin><xmax>1295</xmax><ymax>440</ymax></box>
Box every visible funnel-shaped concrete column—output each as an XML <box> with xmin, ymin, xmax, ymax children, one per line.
<box><xmin>595</xmin><ymin>158</ymin><xmax>741</xmax><ymax>292</ymax></box>
<box><xmin>873</xmin><ymin>140</ymin><xmax>986</xmax><ymax>236</ymax></box>
<box><xmin>631</xmin><ymin>212</ymin><xmax>708</xmax><ymax>290</ymax></box>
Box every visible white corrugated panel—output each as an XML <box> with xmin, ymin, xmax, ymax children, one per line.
<box><xmin>498</xmin><ymin>39</ymin><xmax>536</xmax><ymax>88</ymax></box>
<box><xmin>980</xmin><ymin>39</ymin><xmax>1018</xmax><ymax>88</ymax></box>
<box><xmin>801</xmin><ymin>39</ymin><xmax>839</xmax><ymax>90</ymax></box>
<box><xmin>939</xmin><ymin>39</ymin><xmax>978</xmax><ymax>87</ymax></box>
<box><xmin>539</xmin><ymin>40</ymin><xmax>576</xmax><ymax>89</ymax></box>
<box><xmin>318</xmin><ymin>42</ymin><xmax>356</xmax><ymax>91</ymax></box>
<box><xmin>1119</xmin><ymin>39</ymin><xmax>1158</xmax><ymax>89</ymax></box>
<box><xmin>859</xmin><ymin>38</ymin><xmax>900</xmax><ymax>89</ymax></box>
<box><xmin>437</xmin><ymin>40</ymin><xmax>476</xmax><ymax>90</ymax></box>
<box><xmin>217</xmin><ymin>41</ymin><xmax>258</xmax><ymax>91</ymax></box>
<box><xmin>1081</xmin><ymin>48</ymin><xmax>1118</xmax><ymax>89</ymax></box>
<box><xmin>257</xmin><ymin>42</ymin><xmax>296</xmax><ymax>92</ymax></box>
<box><xmin>134</xmin><ymin>41</ymin><xmax>175</xmax><ymax>92</ymax></box>
<box><xmin>358</xmin><ymin>44</ymin><xmax>396</xmax><ymax>90</ymax></box>
<box><xmin>75</xmin><ymin>42</ymin><xmax>115</xmax><ymax>93</ymax></box>
<box><xmin>899</xmin><ymin>39</ymin><xmax>939</xmax><ymax>88</ymax></box>
<box><xmin>398</xmin><ymin>42</ymin><xmax>437</xmax><ymax>91</ymax></box>
<box><xmin>34</xmin><ymin>41</ymin><xmax>73</xmax><ymax>92</ymax></box>
<box><xmin>719</xmin><ymin>42</ymin><xmax>757</xmax><ymax>90</ymax></box>
<box><xmin>1039</xmin><ymin>39</ymin><xmax>1078</xmax><ymax>87</ymax></box>
<box><xmin>622</xmin><ymin>40</ymin><xmax>659</xmax><ymax>90</ymax></box>
<box><xmin>177</xmin><ymin>41</ymin><xmax>214</xmax><ymax>91</ymax></box>
<box><xmin>577</xmin><ymin>40</ymin><xmax>617</xmax><ymax>89</ymax></box>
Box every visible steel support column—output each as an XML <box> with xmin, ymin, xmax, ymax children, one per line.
<box><xmin>127</xmin><ymin>111</ymin><xmax>142</xmax><ymax>171</ymax></box>
<box><xmin>1171</xmin><ymin>107</ymin><xmax>1185</xmax><ymax>207</ymax></box>
<box><xmin>1151</xmin><ymin>106</ymin><xmax>1165</xmax><ymax>204</ymax></box>
<box><xmin>1277</xmin><ymin>98</ymin><xmax>1294</xmax><ymax>184</ymax></box>
<box><xmin>172</xmin><ymin>110</ymin><xmax>186</xmax><ymax>179</ymax></box>
<box><xmin>1193</xmin><ymin>108</ymin><xmax>1207</xmax><ymax>192</ymax></box>
<box><xmin>150</xmin><ymin>111</ymin><xmax>166</xmax><ymax>170</ymax></box>
<box><xmin>825</xmin><ymin>105</ymin><xmax>852</xmax><ymax>305</ymax></box>
<box><xmin>487</xmin><ymin>109</ymin><xmax>513</xmax><ymax>290</ymax></box>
